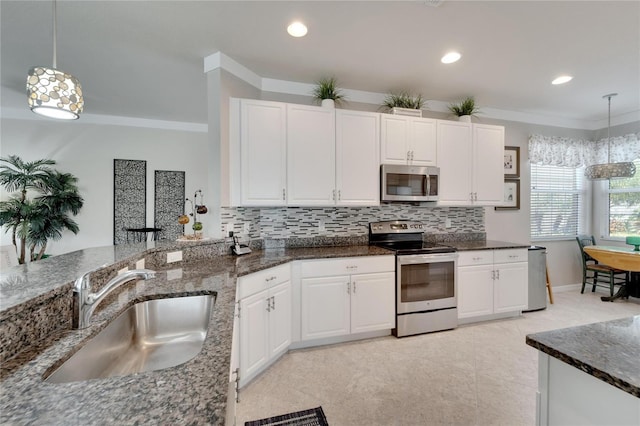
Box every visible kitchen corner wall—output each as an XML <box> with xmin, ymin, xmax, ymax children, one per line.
<box><xmin>221</xmin><ymin>205</ymin><xmax>484</xmax><ymax>240</ymax></box>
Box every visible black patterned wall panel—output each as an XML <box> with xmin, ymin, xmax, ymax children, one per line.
<box><xmin>113</xmin><ymin>159</ymin><xmax>146</xmax><ymax>245</ymax></box>
<box><xmin>154</xmin><ymin>170</ymin><xmax>185</xmax><ymax>241</ymax></box>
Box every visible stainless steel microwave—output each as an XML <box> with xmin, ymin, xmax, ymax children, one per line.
<box><xmin>381</xmin><ymin>164</ymin><xmax>439</xmax><ymax>202</ymax></box>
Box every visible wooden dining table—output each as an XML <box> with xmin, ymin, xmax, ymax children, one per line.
<box><xmin>584</xmin><ymin>245</ymin><xmax>640</xmax><ymax>302</ymax></box>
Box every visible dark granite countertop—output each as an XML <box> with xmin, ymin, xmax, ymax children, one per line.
<box><xmin>0</xmin><ymin>244</ymin><xmax>391</xmax><ymax>425</ymax></box>
<box><xmin>446</xmin><ymin>240</ymin><xmax>530</xmax><ymax>251</ymax></box>
<box><xmin>526</xmin><ymin>316</ymin><xmax>640</xmax><ymax>398</ymax></box>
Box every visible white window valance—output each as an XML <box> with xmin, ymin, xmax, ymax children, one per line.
<box><xmin>529</xmin><ymin>132</ymin><xmax>640</xmax><ymax>167</ymax></box>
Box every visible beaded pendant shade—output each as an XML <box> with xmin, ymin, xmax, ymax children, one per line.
<box><xmin>585</xmin><ymin>94</ymin><xmax>636</xmax><ymax>180</ymax></box>
<box><xmin>26</xmin><ymin>0</ymin><xmax>83</xmax><ymax>120</ymax></box>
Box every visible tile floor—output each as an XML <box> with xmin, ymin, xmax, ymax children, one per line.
<box><xmin>236</xmin><ymin>290</ymin><xmax>640</xmax><ymax>426</ymax></box>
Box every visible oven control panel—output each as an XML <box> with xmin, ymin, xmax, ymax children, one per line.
<box><xmin>369</xmin><ymin>220</ymin><xmax>424</xmax><ymax>234</ymax></box>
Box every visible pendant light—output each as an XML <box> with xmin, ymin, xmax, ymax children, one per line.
<box><xmin>26</xmin><ymin>0</ymin><xmax>83</xmax><ymax>120</ymax></box>
<box><xmin>585</xmin><ymin>94</ymin><xmax>636</xmax><ymax>180</ymax></box>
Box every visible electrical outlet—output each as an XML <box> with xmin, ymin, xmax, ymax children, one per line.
<box><xmin>118</xmin><ymin>267</ymin><xmax>129</xmax><ymax>275</ymax></box>
<box><xmin>318</xmin><ymin>220</ymin><xmax>325</xmax><ymax>232</ymax></box>
<box><xmin>244</xmin><ymin>222</ymin><xmax>250</xmax><ymax>233</ymax></box>
<box><xmin>166</xmin><ymin>268</ymin><xmax>183</xmax><ymax>281</ymax></box>
<box><xmin>225</xmin><ymin>223</ymin><xmax>234</xmax><ymax>235</ymax></box>
<box><xmin>166</xmin><ymin>250</ymin><xmax>183</xmax><ymax>263</ymax></box>
<box><xmin>136</xmin><ymin>258</ymin><xmax>145</xmax><ymax>269</ymax></box>
<box><xmin>445</xmin><ymin>218</ymin><xmax>452</xmax><ymax>229</ymax></box>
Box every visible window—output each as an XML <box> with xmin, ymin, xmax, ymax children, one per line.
<box><xmin>606</xmin><ymin>159</ymin><xmax>640</xmax><ymax>238</ymax></box>
<box><xmin>530</xmin><ymin>164</ymin><xmax>587</xmax><ymax>239</ymax></box>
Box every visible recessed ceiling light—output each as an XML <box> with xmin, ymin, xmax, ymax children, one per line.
<box><xmin>552</xmin><ymin>75</ymin><xmax>573</xmax><ymax>85</ymax></box>
<box><xmin>441</xmin><ymin>52</ymin><xmax>461</xmax><ymax>64</ymax></box>
<box><xmin>287</xmin><ymin>21</ymin><xmax>308</xmax><ymax>37</ymax></box>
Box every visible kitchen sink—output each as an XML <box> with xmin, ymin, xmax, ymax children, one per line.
<box><xmin>45</xmin><ymin>294</ymin><xmax>214</xmax><ymax>384</ymax></box>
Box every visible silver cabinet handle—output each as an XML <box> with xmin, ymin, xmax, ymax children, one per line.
<box><xmin>265</xmin><ymin>276</ymin><xmax>277</xmax><ymax>282</ymax></box>
<box><xmin>271</xmin><ymin>295</ymin><xmax>275</xmax><ymax>310</ymax></box>
<box><xmin>347</xmin><ymin>282</ymin><xmax>351</xmax><ymax>294</ymax></box>
<box><xmin>234</xmin><ymin>368</ymin><xmax>240</xmax><ymax>403</ymax></box>
<box><xmin>338</xmin><ymin>190</ymin><xmax>341</xmax><ymax>200</ymax></box>
<box><xmin>407</xmin><ymin>151</ymin><xmax>410</xmax><ymax>161</ymax></box>
<box><xmin>496</xmin><ymin>270</ymin><xmax>500</xmax><ymax>280</ymax></box>
<box><xmin>411</xmin><ymin>151</ymin><xmax>414</xmax><ymax>160</ymax></box>
<box><xmin>332</xmin><ymin>189</ymin><xmax>336</xmax><ymax>201</ymax></box>
<box><xmin>282</xmin><ymin>188</ymin><xmax>286</xmax><ymax>200</ymax></box>
<box><xmin>353</xmin><ymin>281</ymin><xmax>357</xmax><ymax>293</ymax></box>
<box><xmin>491</xmin><ymin>270</ymin><xmax>495</xmax><ymax>280</ymax></box>
<box><xmin>266</xmin><ymin>298</ymin><xmax>271</xmax><ymax>312</ymax></box>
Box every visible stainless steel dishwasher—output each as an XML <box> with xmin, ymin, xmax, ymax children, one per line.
<box><xmin>524</xmin><ymin>246</ymin><xmax>547</xmax><ymax>312</ymax></box>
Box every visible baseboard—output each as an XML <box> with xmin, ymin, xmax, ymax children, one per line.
<box><xmin>552</xmin><ymin>283</ymin><xmax>582</xmax><ymax>293</ymax></box>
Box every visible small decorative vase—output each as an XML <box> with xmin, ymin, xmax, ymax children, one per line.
<box><xmin>321</xmin><ymin>99</ymin><xmax>335</xmax><ymax>108</ymax></box>
<box><xmin>458</xmin><ymin>115</ymin><xmax>472</xmax><ymax>123</ymax></box>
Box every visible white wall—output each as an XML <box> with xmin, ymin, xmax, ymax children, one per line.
<box><xmin>0</xmin><ymin>117</ymin><xmax>209</xmax><ymax>255</ymax></box>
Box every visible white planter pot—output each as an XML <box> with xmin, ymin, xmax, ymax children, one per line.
<box><xmin>458</xmin><ymin>115</ymin><xmax>472</xmax><ymax>122</ymax></box>
<box><xmin>321</xmin><ymin>99</ymin><xmax>335</xmax><ymax>108</ymax></box>
<box><xmin>391</xmin><ymin>107</ymin><xmax>422</xmax><ymax>117</ymax></box>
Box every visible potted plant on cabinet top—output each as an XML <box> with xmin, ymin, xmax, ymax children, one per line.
<box><xmin>0</xmin><ymin>155</ymin><xmax>84</xmax><ymax>264</ymax></box>
<box><xmin>311</xmin><ymin>77</ymin><xmax>345</xmax><ymax>108</ymax></box>
<box><xmin>382</xmin><ymin>91</ymin><xmax>425</xmax><ymax>117</ymax></box>
<box><xmin>448</xmin><ymin>96</ymin><xmax>480</xmax><ymax>122</ymax></box>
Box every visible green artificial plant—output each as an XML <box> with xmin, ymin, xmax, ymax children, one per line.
<box><xmin>311</xmin><ymin>77</ymin><xmax>345</xmax><ymax>106</ymax></box>
<box><xmin>0</xmin><ymin>155</ymin><xmax>84</xmax><ymax>263</ymax></box>
<box><xmin>448</xmin><ymin>96</ymin><xmax>480</xmax><ymax>117</ymax></box>
<box><xmin>382</xmin><ymin>91</ymin><xmax>426</xmax><ymax>111</ymax></box>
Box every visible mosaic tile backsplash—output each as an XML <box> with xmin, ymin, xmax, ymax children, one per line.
<box><xmin>221</xmin><ymin>204</ymin><xmax>484</xmax><ymax>240</ymax></box>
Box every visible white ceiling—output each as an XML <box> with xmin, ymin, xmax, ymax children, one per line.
<box><xmin>2</xmin><ymin>1</ymin><xmax>639</xmax><ymax>129</ymax></box>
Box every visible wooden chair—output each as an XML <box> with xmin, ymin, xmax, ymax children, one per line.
<box><xmin>576</xmin><ymin>235</ymin><xmax>628</xmax><ymax>296</ymax></box>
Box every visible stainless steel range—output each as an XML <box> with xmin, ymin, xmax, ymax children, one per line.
<box><xmin>369</xmin><ymin>220</ymin><xmax>458</xmax><ymax>337</ymax></box>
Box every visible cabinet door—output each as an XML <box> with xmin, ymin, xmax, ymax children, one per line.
<box><xmin>437</xmin><ymin>120</ymin><xmax>473</xmax><ymax>205</ymax></box>
<box><xmin>301</xmin><ymin>276</ymin><xmax>350</xmax><ymax>340</ymax></box>
<box><xmin>239</xmin><ymin>289</ymin><xmax>269</xmax><ymax>380</ymax></box>
<box><xmin>287</xmin><ymin>104</ymin><xmax>335</xmax><ymax>206</ymax></box>
<box><xmin>350</xmin><ymin>272</ymin><xmax>395</xmax><ymax>333</ymax></box>
<box><xmin>269</xmin><ymin>280</ymin><xmax>292</xmax><ymax>357</ymax></box>
<box><xmin>410</xmin><ymin>118</ymin><xmax>437</xmax><ymax>166</ymax></box>
<box><xmin>240</xmin><ymin>100</ymin><xmax>287</xmax><ymax>206</ymax></box>
<box><xmin>473</xmin><ymin>124</ymin><xmax>504</xmax><ymax>205</ymax></box>
<box><xmin>457</xmin><ymin>265</ymin><xmax>494</xmax><ymax>319</ymax></box>
<box><xmin>494</xmin><ymin>262</ymin><xmax>528</xmax><ymax>313</ymax></box>
<box><xmin>336</xmin><ymin>110</ymin><xmax>380</xmax><ymax>206</ymax></box>
<box><xmin>380</xmin><ymin>115</ymin><xmax>410</xmax><ymax>164</ymax></box>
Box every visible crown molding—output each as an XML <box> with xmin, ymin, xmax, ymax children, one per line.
<box><xmin>0</xmin><ymin>107</ymin><xmax>207</xmax><ymax>133</ymax></box>
<box><xmin>204</xmin><ymin>51</ymin><xmax>640</xmax><ymax>131</ymax></box>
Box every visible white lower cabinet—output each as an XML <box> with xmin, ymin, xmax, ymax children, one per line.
<box><xmin>300</xmin><ymin>256</ymin><xmax>395</xmax><ymax>341</ymax></box>
<box><xmin>237</xmin><ymin>264</ymin><xmax>291</xmax><ymax>387</ymax></box>
<box><xmin>457</xmin><ymin>249</ymin><xmax>528</xmax><ymax>322</ymax></box>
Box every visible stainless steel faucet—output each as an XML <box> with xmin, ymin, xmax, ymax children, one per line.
<box><xmin>72</xmin><ymin>269</ymin><xmax>156</xmax><ymax>329</ymax></box>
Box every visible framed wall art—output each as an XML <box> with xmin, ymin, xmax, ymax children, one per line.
<box><xmin>495</xmin><ymin>178</ymin><xmax>520</xmax><ymax>210</ymax></box>
<box><xmin>503</xmin><ymin>146</ymin><xmax>520</xmax><ymax>178</ymax></box>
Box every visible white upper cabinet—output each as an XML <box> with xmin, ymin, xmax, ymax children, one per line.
<box><xmin>229</xmin><ymin>99</ymin><xmax>287</xmax><ymax>206</ymax></box>
<box><xmin>437</xmin><ymin>121</ymin><xmax>504</xmax><ymax>206</ymax></box>
<box><xmin>335</xmin><ymin>109</ymin><xmax>380</xmax><ymax>206</ymax></box>
<box><xmin>472</xmin><ymin>124</ymin><xmax>504</xmax><ymax>205</ymax></box>
<box><xmin>436</xmin><ymin>120</ymin><xmax>474</xmax><ymax>205</ymax></box>
<box><xmin>287</xmin><ymin>104</ymin><xmax>336</xmax><ymax>206</ymax></box>
<box><xmin>381</xmin><ymin>115</ymin><xmax>437</xmax><ymax>166</ymax></box>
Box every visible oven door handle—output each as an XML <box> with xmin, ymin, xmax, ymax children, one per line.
<box><xmin>397</xmin><ymin>253</ymin><xmax>458</xmax><ymax>265</ymax></box>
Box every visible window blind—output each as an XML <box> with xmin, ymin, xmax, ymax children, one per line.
<box><xmin>531</xmin><ymin>164</ymin><xmax>586</xmax><ymax>239</ymax></box>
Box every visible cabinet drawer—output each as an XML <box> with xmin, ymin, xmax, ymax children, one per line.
<box><xmin>301</xmin><ymin>256</ymin><xmax>394</xmax><ymax>278</ymax></box>
<box><xmin>457</xmin><ymin>250</ymin><xmax>493</xmax><ymax>266</ymax></box>
<box><xmin>238</xmin><ymin>264</ymin><xmax>291</xmax><ymax>299</ymax></box>
<box><xmin>494</xmin><ymin>249</ymin><xmax>528</xmax><ymax>264</ymax></box>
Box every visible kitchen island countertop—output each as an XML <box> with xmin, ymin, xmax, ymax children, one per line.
<box><xmin>526</xmin><ymin>316</ymin><xmax>640</xmax><ymax>398</ymax></box>
<box><xmin>0</xmin><ymin>243</ymin><xmax>390</xmax><ymax>425</ymax></box>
